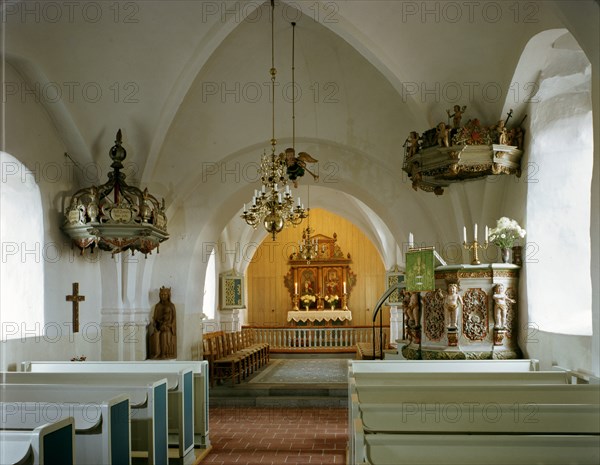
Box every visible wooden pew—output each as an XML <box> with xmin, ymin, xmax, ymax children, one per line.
<box><xmin>0</xmin><ymin>417</ymin><xmax>75</xmax><ymax>465</ymax></box>
<box><xmin>346</xmin><ymin>360</ymin><xmax>600</xmax><ymax>465</ymax></box>
<box><xmin>351</xmin><ymin>370</ymin><xmax>571</xmax><ymax>386</ymax></box>
<box><xmin>138</xmin><ymin>360</ymin><xmax>210</xmax><ymax>448</ymax></box>
<box><xmin>1</xmin><ymin>393</ymin><xmax>129</xmax><ymax>465</ymax></box>
<box><xmin>1</xmin><ymin>380</ymin><xmax>168</xmax><ymax>465</ymax></box>
<box><xmin>203</xmin><ymin>330</ymin><xmax>269</xmax><ymax>385</ymax></box>
<box><xmin>22</xmin><ymin>361</ymin><xmax>199</xmax><ymax>457</ymax></box>
<box><xmin>354</xmin><ymin>420</ymin><xmax>600</xmax><ymax>465</ymax></box>
<box><xmin>349</xmin><ymin>358</ymin><xmax>540</xmax><ymax>376</ymax></box>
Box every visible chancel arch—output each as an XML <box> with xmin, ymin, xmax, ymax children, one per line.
<box><xmin>244</xmin><ymin>207</ymin><xmax>388</xmax><ymax>327</ymax></box>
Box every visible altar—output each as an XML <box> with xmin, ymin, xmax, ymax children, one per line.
<box><xmin>287</xmin><ymin>310</ymin><xmax>352</xmax><ymax>325</ymax></box>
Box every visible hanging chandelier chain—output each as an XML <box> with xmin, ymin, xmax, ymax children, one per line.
<box><xmin>292</xmin><ymin>21</ymin><xmax>296</xmax><ymax>151</ymax></box>
<box><xmin>241</xmin><ymin>2</ymin><xmax>307</xmax><ymax>240</ymax></box>
<box><xmin>270</xmin><ymin>0</ymin><xmax>276</xmax><ymax>154</ymax></box>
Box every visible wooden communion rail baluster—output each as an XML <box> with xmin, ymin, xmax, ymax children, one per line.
<box><xmin>242</xmin><ymin>325</ymin><xmax>390</xmax><ymax>353</ymax></box>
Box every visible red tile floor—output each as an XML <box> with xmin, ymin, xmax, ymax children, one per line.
<box><xmin>201</xmin><ymin>406</ymin><xmax>348</xmax><ymax>464</ymax></box>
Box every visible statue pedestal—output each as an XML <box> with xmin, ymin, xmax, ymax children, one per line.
<box><xmin>402</xmin><ymin>263</ymin><xmax>521</xmax><ymax>360</ymax></box>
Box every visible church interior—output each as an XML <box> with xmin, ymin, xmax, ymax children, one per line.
<box><xmin>1</xmin><ymin>0</ymin><xmax>599</xmax><ymax>463</ymax></box>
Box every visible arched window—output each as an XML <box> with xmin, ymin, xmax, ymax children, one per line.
<box><xmin>524</xmin><ymin>31</ymin><xmax>593</xmax><ymax>335</ymax></box>
<box><xmin>1</xmin><ymin>152</ymin><xmax>45</xmax><ymax>340</ymax></box>
<box><xmin>202</xmin><ymin>248</ymin><xmax>217</xmax><ymax>320</ymax></box>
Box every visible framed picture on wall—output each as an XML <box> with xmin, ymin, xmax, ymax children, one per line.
<box><xmin>385</xmin><ymin>267</ymin><xmax>405</xmax><ymax>306</ymax></box>
<box><xmin>220</xmin><ymin>271</ymin><xmax>245</xmax><ymax>309</ymax></box>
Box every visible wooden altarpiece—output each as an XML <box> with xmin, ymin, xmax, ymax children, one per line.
<box><xmin>284</xmin><ymin>233</ymin><xmax>356</xmax><ymax>310</ymax></box>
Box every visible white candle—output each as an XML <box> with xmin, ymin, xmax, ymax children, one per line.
<box><xmin>485</xmin><ymin>225</ymin><xmax>489</xmax><ymax>241</ymax></box>
<box><xmin>295</xmin><ymin>282</ymin><xmax>298</xmax><ymax>294</ymax></box>
<box><xmin>474</xmin><ymin>223</ymin><xmax>478</xmax><ymax>241</ymax></box>
<box><xmin>243</xmin><ymin>203</ymin><xmax>246</xmax><ymax>212</ymax></box>
<box><xmin>463</xmin><ymin>226</ymin><xmax>467</xmax><ymax>243</ymax></box>
<box><xmin>296</xmin><ymin>197</ymin><xmax>301</xmax><ymax>207</ymax></box>
<box><xmin>343</xmin><ymin>281</ymin><xmax>347</xmax><ymax>293</ymax></box>
<box><xmin>408</xmin><ymin>232</ymin><xmax>414</xmax><ymax>248</ymax></box>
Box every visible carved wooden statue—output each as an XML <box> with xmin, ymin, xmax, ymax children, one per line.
<box><xmin>493</xmin><ymin>283</ymin><xmax>515</xmax><ymax>329</ymax></box>
<box><xmin>401</xmin><ymin>290</ymin><xmax>420</xmax><ymax>327</ymax></box>
<box><xmin>149</xmin><ymin>286</ymin><xmax>177</xmax><ymax>359</ymax></box>
<box><xmin>439</xmin><ymin>283</ymin><xmax>462</xmax><ymax>329</ymax></box>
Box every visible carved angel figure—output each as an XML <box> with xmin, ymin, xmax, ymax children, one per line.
<box><xmin>279</xmin><ymin>148</ymin><xmax>319</xmax><ymax>187</ymax></box>
<box><xmin>438</xmin><ymin>283</ymin><xmax>462</xmax><ymax>329</ymax></box>
<box><xmin>493</xmin><ymin>283</ymin><xmax>515</xmax><ymax>329</ymax></box>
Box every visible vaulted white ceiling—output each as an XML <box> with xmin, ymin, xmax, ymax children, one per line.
<box><xmin>4</xmin><ymin>0</ymin><xmax>596</xmax><ymax>261</ymax></box>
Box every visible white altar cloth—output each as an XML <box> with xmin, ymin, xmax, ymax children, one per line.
<box><xmin>287</xmin><ymin>310</ymin><xmax>352</xmax><ymax>323</ymax></box>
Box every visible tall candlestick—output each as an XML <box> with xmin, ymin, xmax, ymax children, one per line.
<box><xmin>463</xmin><ymin>226</ymin><xmax>467</xmax><ymax>243</ymax></box>
<box><xmin>474</xmin><ymin>223</ymin><xmax>478</xmax><ymax>241</ymax></box>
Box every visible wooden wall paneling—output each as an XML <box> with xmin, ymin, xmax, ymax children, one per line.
<box><xmin>245</xmin><ymin>208</ymin><xmax>389</xmax><ymax>326</ymax></box>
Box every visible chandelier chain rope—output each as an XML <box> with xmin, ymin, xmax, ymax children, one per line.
<box><xmin>241</xmin><ymin>0</ymin><xmax>306</xmax><ymax>240</ymax></box>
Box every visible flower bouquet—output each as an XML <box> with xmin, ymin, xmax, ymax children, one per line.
<box><xmin>300</xmin><ymin>294</ymin><xmax>316</xmax><ymax>310</ymax></box>
<box><xmin>488</xmin><ymin>217</ymin><xmax>526</xmax><ymax>262</ymax></box>
<box><xmin>324</xmin><ymin>294</ymin><xmax>339</xmax><ymax>310</ymax></box>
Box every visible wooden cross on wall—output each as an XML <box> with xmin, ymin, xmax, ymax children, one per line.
<box><xmin>66</xmin><ymin>283</ymin><xmax>85</xmax><ymax>333</ymax></box>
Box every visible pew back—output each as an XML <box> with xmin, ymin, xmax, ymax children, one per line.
<box><xmin>0</xmin><ymin>380</ymin><xmax>167</xmax><ymax>465</ymax></box>
<box><xmin>1</xmin><ymin>394</ymin><xmax>130</xmax><ymax>465</ymax></box>
<box><xmin>0</xmin><ymin>417</ymin><xmax>75</xmax><ymax>465</ymax></box>
<box><xmin>22</xmin><ymin>361</ymin><xmax>196</xmax><ymax>455</ymax></box>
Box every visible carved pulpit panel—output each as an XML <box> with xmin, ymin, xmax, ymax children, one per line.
<box><xmin>284</xmin><ymin>232</ymin><xmax>356</xmax><ymax>310</ymax></box>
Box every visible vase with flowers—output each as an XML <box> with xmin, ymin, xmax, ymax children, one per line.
<box><xmin>324</xmin><ymin>294</ymin><xmax>339</xmax><ymax>310</ymax></box>
<box><xmin>488</xmin><ymin>217</ymin><xmax>526</xmax><ymax>263</ymax></box>
<box><xmin>300</xmin><ymin>294</ymin><xmax>316</xmax><ymax>311</ymax></box>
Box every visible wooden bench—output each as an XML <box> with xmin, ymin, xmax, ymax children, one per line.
<box><xmin>355</xmin><ymin>427</ymin><xmax>600</xmax><ymax>465</ymax></box>
<box><xmin>1</xmin><ymin>393</ymin><xmax>129</xmax><ymax>465</ymax></box>
<box><xmin>203</xmin><ymin>330</ymin><xmax>269</xmax><ymax>385</ymax></box>
<box><xmin>346</xmin><ymin>360</ymin><xmax>600</xmax><ymax>465</ymax></box>
<box><xmin>3</xmin><ymin>377</ymin><xmax>168</xmax><ymax>465</ymax></box>
<box><xmin>349</xmin><ymin>359</ymin><xmax>540</xmax><ymax>375</ymax></box>
<box><xmin>21</xmin><ymin>361</ymin><xmax>196</xmax><ymax>459</ymax></box>
<box><xmin>351</xmin><ymin>370</ymin><xmax>571</xmax><ymax>386</ymax></box>
<box><xmin>355</xmin><ymin>332</ymin><xmax>388</xmax><ymax>360</ymax></box>
<box><xmin>0</xmin><ymin>417</ymin><xmax>75</xmax><ymax>465</ymax></box>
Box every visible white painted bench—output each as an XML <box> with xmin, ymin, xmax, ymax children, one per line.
<box><xmin>347</xmin><ymin>360</ymin><xmax>600</xmax><ymax>465</ymax></box>
<box><xmin>0</xmin><ymin>417</ymin><xmax>74</xmax><ymax>465</ymax></box>
<box><xmin>348</xmin><ymin>359</ymin><xmax>540</xmax><ymax>376</ymax></box>
<box><xmin>0</xmin><ymin>380</ymin><xmax>168</xmax><ymax>465</ymax></box>
<box><xmin>351</xmin><ymin>370</ymin><xmax>571</xmax><ymax>386</ymax></box>
<box><xmin>1</xmin><ymin>394</ymin><xmax>129</xmax><ymax>465</ymax></box>
<box><xmin>354</xmin><ymin>421</ymin><xmax>600</xmax><ymax>465</ymax></box>
<box><xmin>22</xmin><ymin>361</ymin><xmax>197</xmax><ymax>457</ymax></box>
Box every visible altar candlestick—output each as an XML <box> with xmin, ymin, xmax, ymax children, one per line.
<box><xmin>463</xmin><ymin>226</ymin><xmax>467</xmax><ymax>243</ymax></box>
<box><xmin>474</xmin><ymin>223</ymin><xmax>478</xmax><ymax>241</ymax></box>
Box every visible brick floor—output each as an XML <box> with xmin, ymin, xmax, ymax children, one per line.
<box><xmin>203</xmin><ymin>406</ymin><xmax>348</xmax><ymax>465</ymax></box>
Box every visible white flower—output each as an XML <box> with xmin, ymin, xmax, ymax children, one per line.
<box><xmin>489</xmin><ymin>217</ymin><xmax>526</xmax><ymax>248</ymax></box>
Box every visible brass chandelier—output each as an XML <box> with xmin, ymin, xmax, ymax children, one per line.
<box><xmin>241</xmin><ymin>0</ymin><xmax>306</xmax><ymax>240</ymax></box>
<box><xmin>62</xmin><ymin>129</ymin><xmax>169</xmax><ymax>258</ymax></box>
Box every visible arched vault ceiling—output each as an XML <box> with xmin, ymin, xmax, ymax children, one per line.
<box><xmin>5</xmin><ymin>1</ymin><xmax>566</xmax><ymax>197</ymax></box>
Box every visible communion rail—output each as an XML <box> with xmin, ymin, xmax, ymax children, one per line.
<box><xmin>242</xmin><ymin>325</ymin><xmax>390</xmax><ymax>354</ymax></box>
